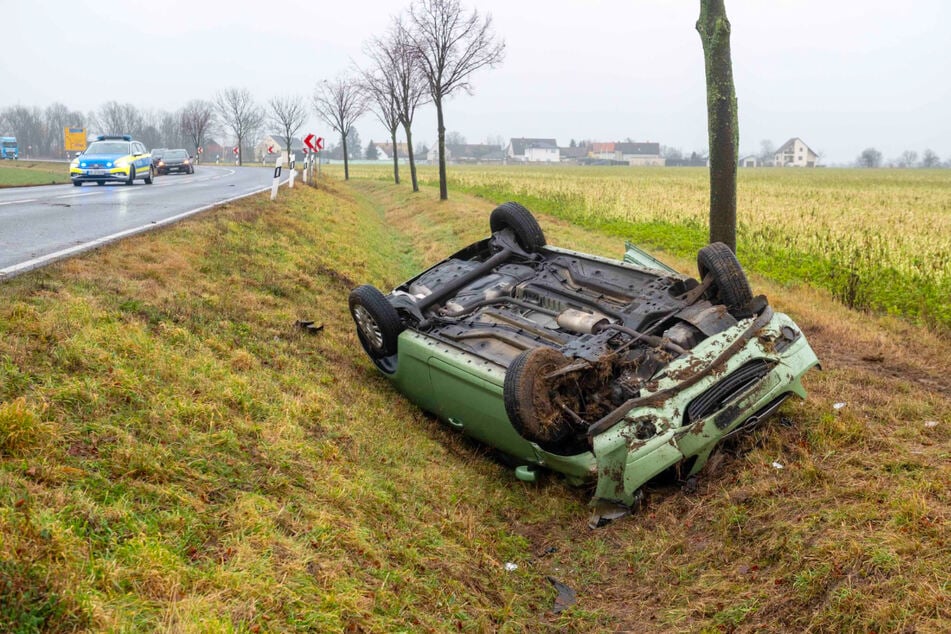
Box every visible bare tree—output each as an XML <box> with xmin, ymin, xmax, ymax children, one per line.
<box><xmin>407</xmin><ymin>0</ymin><xmax>505</xmax><ymax>200</ymax></box>
<box><xmin>214</xmin><ymin>88</ymin><xmax>264</xmax><ymax>166</ymax></box>
<box><xmin>895</xmin><ymin>150</ymin><xmax>918</xmax><ymax>168</ymax></box>
<box><xmin>921</xmin><ymin>148</ymin><xmax>940</xmax><ymax>168</ymax></box>
<box><xmin>181</xmin><ymin>100</ymin><xmax>216</xmax><ymax>161</ymax></box>
<box><xmin>94</xmin><ymin>101</ymin><xmax>143</xmax><ymax>137</ymax></box>
<box><xmin>313</xmin><ymin>76</ymin><xmax>367</xmax><ymax>180</ymax></box>
<box><xmin>697</xmin><ymin>0</ymin><xmax>739</xmax><ymax>252</ymax></box>
<box><xmin>2</xmin><ymin>105</ymin><xmax>44</xmax><ymax>157</ymax></box>
<box><xmin>857</xmin><ymin>147</ymin><xmax>882</xmax><ymax>168</ymax></box>
<box><xmin>43</xmin><ymin>103</ymin><xmax>83</xmax><ymax>157</ymax></box>
<box><xmin>361</xmin><ymin>65</ymin><xmax>400</xmax><ymax>185</ymax></box>
<box><xmin>367</xmin><ymin>18</ymin><xmax>429</xmax><ymax>191</ymax></box>
<box><xmin>267</xmin><ymin>95</ymin><xmax>308</xmax><ymax>166</ymax></box>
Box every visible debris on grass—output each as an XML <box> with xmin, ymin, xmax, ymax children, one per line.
<box><xmin>504</xmin><ymin>562</ymin><xmax>518</xmax><ymax>572</ymax></box>
<box><xmin>547</xmin><ymin>577</ymin><xmax>577</xmax><ymax>614</ymax></box>
<box><xmin>772</xmin><ymin>461</ymin><xmax>784</xmax><ymax>469</ymax></box>
<box><xmin>833</xmin><ymin>402</ymin><xmax>847</xmax><ymax>410</ymax></box>
<box><xmin>295</xmin><ymin>319</ymin><xmax>324</xmax><ymax>334</ymax></box>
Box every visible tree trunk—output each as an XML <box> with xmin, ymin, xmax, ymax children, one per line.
<box><xmin>404</xmin><ymin>122</ymin><xmax>419</xmax><ymax>192</ymax></box>
<box><xmin>435</xmin><ymin>98</ymin><xmax>448</xmax><ymax>200</ymax></box>
<box><xmin>237</xmin><ymin>135</ymin><xmax>243</xmax><ymax>166</ymax></box>
<box><xmin>697</xmin><ymin>0</ymin><xmax>738</xmax><ymax>253</ymax></box>
<box><xmin>342</xmin><ymin>133</ymin><xmax>350</xmax><ymax>180</ymax></box>
<box><xmin>391</xmin><ymin>129</ymin><xmax>400</xmax><ymax>184</ymax></box>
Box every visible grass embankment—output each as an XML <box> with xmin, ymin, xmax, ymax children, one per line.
<box><xmin>0</xmin><ymin>160</ymin><xmax>70</xmax><ymax>187</ymax></box>
<box><xmin>338</xmin><ymin>164</ymin><xmax>951</xmax><ymax>332</ymax></box>
<box><xmin>1</xmin><ymin>178</ymin><xmax>949</xmax><ymax>632</ymax></box>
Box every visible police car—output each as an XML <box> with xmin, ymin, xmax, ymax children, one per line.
<box><xmin>70</xmin><ymin>135</ymin><xmax>154</xmax><ymax>186</ymax></box>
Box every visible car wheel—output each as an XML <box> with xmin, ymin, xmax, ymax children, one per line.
<box><xmin>697</xmin><ymin>242</ymin><xmax>753</xmax><ymax>315</ymax></box>
<box><xmin>349</xmin><ymin>285</ymin><xmax>404</xmax><ymax>374</ymax></box>
<box><xmin>489</xmin><ymin>202</ymin><xmax>546</xmax><ymax>253</ymax></box>
<box><xmin>504</xmin><ymin>347</ymin><xmax>578</xmax><ymax>449</ymax></box>
<box><xmin>144</xmin><ymin>166</ymin><xmax>154</xmax><ymax>184</ymax></box>
<box><xmin>96</xmin><ymin>181</ymin><xmax>105</xmax><ymax>186</ymax></box>
<box><xmin>126</xmin><ymin>166</ymin><xmax>135</xmax><ymax>185</ymax></box>
<box><xmin>72</xmin><ymin>181</ymin><xmax>82</xmax><ymax>187</ymax></box>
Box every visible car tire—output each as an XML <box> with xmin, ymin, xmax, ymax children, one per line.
<box><xmin>96</xmin><ymin>181</ymin><xmax>105</xmax><ymax>186</ymax></box>
<box><xmin>504</xmin><ymin>347</ymin><xmax>577</xmax><ymax>449</ymax></box>
<box><xmin>126</xmin><ymin>166</ymin><xmax>135</xmax><ymax>186</ymax></box>
<box><xmin>72</xmin><ymin>181</ymin><xmax>82</xmax><ymax>187</ymax></box>
<box><xmin>489</xmin><ymin>202</ymin><xmax>546</xmax><ymax>253</ymax></box>
<box><xmin>697</xmin><ymin>242</ymin><xmax>753</xmax><ymax>315</ymax></box>
<box><xmin>349</xmin><ymin>284</ymin><xmax>404</xmax><ymax>374</ymax></box>
<box><xmin>144</xmin><ymin>167</ymin><xmax>154</xmax><ymax>184</ymax></box>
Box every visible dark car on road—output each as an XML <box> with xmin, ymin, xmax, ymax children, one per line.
<box><xmin>151</xmin><ymin>148</ymin><xmax>167</xmax><ymax>169</ymax></box>
<box><xmin>156</xmin><ymin>149</ymin><xmax>194</xmax><ymax>175</ymax></box>
<box><xmin>349</xmin><ymin>204</ymin><xmax>819</xmax><ymax>525</ymax></box>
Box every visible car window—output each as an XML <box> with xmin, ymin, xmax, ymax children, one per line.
<box><xmin>86</xmin><ymin>141</ymin><xmax>131</xmax><ymax>154</ymax></box>
<box><xmin>167</xmin><ymin>150</ymin><xmax>188</xmax><ymax>159</ymax></box>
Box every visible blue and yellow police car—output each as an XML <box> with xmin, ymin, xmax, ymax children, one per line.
<box><xmin>70</xmin><ymin>135</ymin><xmax>154</xmax><ymax>186</ymax></box>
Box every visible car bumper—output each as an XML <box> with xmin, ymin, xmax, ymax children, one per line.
<box><xmin>70</xmin><ymin>167</ymin><xmax>131</xmax><ymax>182</ymax></box>
<box><xmin>158</xmin><ymin>164</ymin><xmax>190</xmax><ymax>173</ymax></box>
<box><xmin>589</xmin><ymin>309</ymin><xmax>819</xmax><ymax>506</ymax></box>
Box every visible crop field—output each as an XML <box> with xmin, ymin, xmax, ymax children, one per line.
<box><xmin>334</xmin><ymin>164</ymin><xmax>951</xmax><ymax>332</ymax></box>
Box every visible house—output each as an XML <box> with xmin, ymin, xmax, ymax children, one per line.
<box><xmin>256</xmin><ymin>135</ymin><xmax>306</xmax><ymax>164</ymax></box>
<box><xmin>616</xmin><ymin>142</ymin><xmax>664</xmax><ymax>166</ymax></box>
<box><xmin>739</xmin><ymin>155</ymin><xmax>759</xmax><ymax>168</ymax></box>
<box><xmin>559</xmin><ymin>144</ymin><xmax>590</xmax><ymax>163</ymax></box>
<box><xmin>427</xmin><ymin>144</ymin><xmax>505</xmax><ymax>164</ymax></box>
<box><xmin>373</xmin><ymin>142</ymin><xmax>411</xmax><ymax>161</ymax></box>
<box><xmin>506</xmin><ymin>138</ymin><xmax>560</xmax><ymax>163</ymax></box>
<box><xmin>590</xmin><ymin>141</ymin><xmax>664</xmax><ymax>165</ymax></box>
<box><xmin>773</xmin><ymin>138</ymin><xmax>818</xmax><ymax>167</ymax></box>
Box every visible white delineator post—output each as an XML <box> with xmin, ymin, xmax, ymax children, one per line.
<box><xmin>288</xmin><ymin>155</ymin><xmax>296</xmax><ymax>188</ymax></box>
<box><xmin>271</xmin><ymin>155</ymin><xmax>284</xmax><ymax>201</ymax></box>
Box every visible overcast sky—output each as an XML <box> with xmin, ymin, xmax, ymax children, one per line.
<box><xmin>4</xmin><ymin>0</ymin><xmax>950</xmax><ymax>164</ymax></box>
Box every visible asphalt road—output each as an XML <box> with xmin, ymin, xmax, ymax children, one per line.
<box><xmin>0</xmin><ymin>165</ymin><xmax>286</xmax><ymax>278</ymax></box>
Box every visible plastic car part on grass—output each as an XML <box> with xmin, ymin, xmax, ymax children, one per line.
<box><xmin>348</xmin><ymin>202</ymin><xmax>820</xmax><ymax>521</ymax></box>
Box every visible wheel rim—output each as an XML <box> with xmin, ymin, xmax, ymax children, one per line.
<box><xmin>352</xmin><ymin>305</ymin><xmax>384</xmax><ymax>351</ymax></box>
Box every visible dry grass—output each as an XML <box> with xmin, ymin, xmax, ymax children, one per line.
<box><xmin>0</xmin><ymin>175</ymin><xmax>948</xmax><ymax>632</ymax></box>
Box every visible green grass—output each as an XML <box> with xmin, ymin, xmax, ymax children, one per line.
<box><xmin>1</xmin><ymin>177</ymin><xmax>948</xmax><ymax>631</ymax></box>
<box><xmin>0</xmin><ymin>160</ymin><xmax>71</xmax><ymax>187</ymax></box>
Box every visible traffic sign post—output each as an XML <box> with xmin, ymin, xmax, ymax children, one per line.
<box><xmin>233</xmin><ymin>146</ymin><xmax>239</xmax><ymax>166</ymax></box>
<box><xmin>271</xmin><ymin>155</ymin><xmax>284</xmax><ymax>201</ymax></box>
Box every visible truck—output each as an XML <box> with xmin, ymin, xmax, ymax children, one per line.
<box><xmin>1</xmin><ymin>137</ymin><xmax>17</xmax><ymax>160</ymax></box>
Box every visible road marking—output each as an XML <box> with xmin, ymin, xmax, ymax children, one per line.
<box><xmin>0</xmin><ymin>198</ymin><xmax>38</xmax><ymax>206</ymax></box>
<box><xmin>1</xmin><ymin>180</ymin><xmax>281</xmax><ymax>280</ymax></box>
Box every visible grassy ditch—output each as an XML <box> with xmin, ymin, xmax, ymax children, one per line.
<box><xmin>1</xmin><ymin>178</ymin><xmax>949</xmax><ymax>632</ymax></box>
<box><xmin>0</xmin><ymin>160</ymin><xmax>70</xmax><ymax>187</ymax></box>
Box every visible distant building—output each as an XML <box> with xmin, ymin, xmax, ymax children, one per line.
<box><xmin>773</xmin><ymin>138</ymin><xmax>818</xmax><ymax>167</ymax></box>
<box><xmin>256</xmin><ymin>135</ymin><xmax>305</xmax><ymax>163</ymax></box>
<box><xmin>559</xmin><ymin>144</ymin><xmax>590</xmax><ymax>163</ymax></box>
<box><xmin>739</xmin><ymin>154</ymin><xmax>759</xmax><ymax>168</ymax></box>
<box><xmin>427</xmin><ymin>143</ymin><xmax>505</xmax><ymax>164</ymax></box>
<box><xmin>506</xmin><ymin>138</ymin><xmax>560</xmax><ymax>163</ymax></box>
<box><xmin>373</xmin><ymin>142</ymin><xmax>411</xmax><ymax>160</ymax></box>
<box><xmin>590</xmin><ymin>141</ymin><xmax>664</xmax><ymax>166</ymax></box>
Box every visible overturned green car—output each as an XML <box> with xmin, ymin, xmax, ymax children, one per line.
<box><xmin>349</xmin><ymin>203</ymin><xmax>818</xmax><ymax>524</ymax></box>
